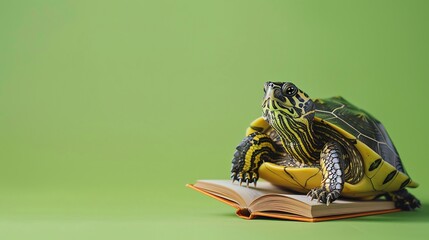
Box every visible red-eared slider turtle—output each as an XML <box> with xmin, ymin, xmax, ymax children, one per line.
<box><xmin>231</xmin><ymin>82</ymin><xmax>420</xmax><ymax>210</ymax></box>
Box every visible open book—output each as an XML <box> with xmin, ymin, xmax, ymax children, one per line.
<box><xmin>187</xmin><ymin>180</ymin><xmax>399</xmax><ymax>222</ymax></box>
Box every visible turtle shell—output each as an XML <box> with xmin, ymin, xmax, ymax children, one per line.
<box><xmin>257</xmin><ymin>96</ymin><xmax>418</xmax><ymax>199</ymax></box>
<box><xmin>314</xmin><ymin>96</ymin><xmax>404</xmax><ymax>173</ymax></box>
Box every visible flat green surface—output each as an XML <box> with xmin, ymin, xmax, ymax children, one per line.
<box><xmin>1</xmin><ymin>0</ymin><xmax>428</xmax><ymax>239</ymax></box>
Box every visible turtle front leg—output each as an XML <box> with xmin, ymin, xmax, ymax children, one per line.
<box><xmin>231</xmin><ymin>132</ymin><xmax>282</xmax><ymax>187</ymax></box>
<box><xmin>308</xmin><ymin>142</ymin><xmax>346</xmax><ymax>205</ymax></box>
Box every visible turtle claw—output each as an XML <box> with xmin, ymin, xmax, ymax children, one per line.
<box><xmin>317</xmin><ymin>191</ymin><xmax>326</xmax><ymax>202</ymax></box>
<box><xmin>308</xmin><ymin>188</ymin><xmax>340</xmax><ymax>205</ymax></box>
<box><xmin>231</xmin><ymin>173</ymin><xmax>236</xmax><ymax>183</ymax></box>
<box><xmin>230</xmin><ymin>170</ymin><xmax>259</xmax><ymax>187</ymax></box>
<box><xmin>307</xmin><ymin>189</ymin><xmax>316</xmax><ymax>201</ymax></box>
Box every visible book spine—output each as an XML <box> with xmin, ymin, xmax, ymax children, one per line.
<box><xmin>235</xmin><ymin>208</ymin><xmax>256</xmax><ymax>220</ymax></box>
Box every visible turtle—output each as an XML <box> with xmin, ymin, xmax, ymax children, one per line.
<box><xmin>231</xmin><ymin>81</ymin><xmax>420</xmax><ymax>210</ymax></box>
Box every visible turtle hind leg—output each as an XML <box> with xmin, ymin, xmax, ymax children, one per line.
<box><xmin>308</xmin><ymin>142</ymin><xmax>345</xmax><ymax>205</ymax></box>
<box><xmin>386</xmin><ymin>189</ymin><xmax>421</xmax><ymax>210</ymax></box>
<box><xmin>231</xmin><ymin>132</ymin><xmax>283</xmax><ymax>187</ymax></box>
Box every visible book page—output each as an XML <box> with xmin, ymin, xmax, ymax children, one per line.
<box><xmin>195</xmin><ymin>180</ymin><xmax>290</xmax><ymax>206</ymax></box>
<box><xmin>194</xmin><ymin>180</ymin><xmax>395</xmax><ymax>218</ymax></box>
<box><xmin>250</xmin><ymin>192</ymin><xmax>395</xmax><ymax>218</ymax></box>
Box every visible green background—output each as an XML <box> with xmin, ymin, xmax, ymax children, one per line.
<box><xmin>1</xmin><ymin>0</ymin><xmax>428</xmax><ymax>239</ymax></box>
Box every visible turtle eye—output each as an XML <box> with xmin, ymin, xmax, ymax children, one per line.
<box><xmin>282</xmin><ymin>84</ymin><xmax>298</xmax><ymax>97</ymax></box>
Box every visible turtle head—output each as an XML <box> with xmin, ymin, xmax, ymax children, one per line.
<box><xmin>262</xmin><ymin>82</ymin><xmax>319</xmax><ymax>162</ymax></box>
<box><xmin>262</xmin><ymin>82</ymin><xmax>315</xmax><ymax>124</ymax></box>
